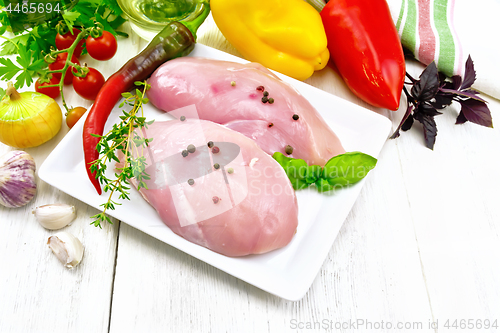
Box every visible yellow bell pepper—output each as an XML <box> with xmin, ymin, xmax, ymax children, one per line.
<box><xmin>210</xmin><ymin>0</ymin><xmax>330</xmax><ymax>81</ymax></box>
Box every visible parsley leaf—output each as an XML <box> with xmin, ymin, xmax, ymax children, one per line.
<box><xmin>0</xmin><ymin>57</ymin><xmax>21</xmax><ymax>82</ymax></box>
<box><xmin>0</xmin><ymin>0</ymin><xmax>127</xmax><ymax>90</ymax></box>
<box><xmin>62</xmin><ymin>11</ymin><xmax>81</xmax><ymax>32</ymax></box>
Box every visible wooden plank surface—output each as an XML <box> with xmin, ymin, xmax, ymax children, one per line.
<box><xmin>0</xmin><ymin>24</ymin><xmax>142</xmax><ymax>333</ymax></box>
<box><xmin>1</xmin><ymin>14</ymin><xmax>499</xmax><ymax>333</ymax></box>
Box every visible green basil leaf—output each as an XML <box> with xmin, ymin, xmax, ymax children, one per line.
<box><xmin>323</xmin><ymin>152</ymin><xmax>377</xmax><ymax>187</ymax></box>
<box><xmin>315</xmin><ymin>178</ymin><xmax>334</xmax><ymax>193</ymax></box>
<box><xmin>305</xmin><ymin>165</ymin><xmax>322</xmax><ymax>184</ymax></box>
<box><xmin>272</xmin><ymin>152</ymin><xmax>291</xmax><ymax>167</ymax></box>
<box><xmin>272</xmin><ymin>152</ymin><xmax>309</xmax><ymax>190</ymax></box>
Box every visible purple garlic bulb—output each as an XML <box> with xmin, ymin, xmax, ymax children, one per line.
<box><xmin>0</xmin><ymin>150</ymin><xmax>37</xmax><ymax>208</ymax></box>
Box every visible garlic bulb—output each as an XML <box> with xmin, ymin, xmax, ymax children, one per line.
<box><xmin>33</xmin><ymin>204</ymin><xmax>76</xmax><ymax>230</ymax></box>
<box><xmin>47</xmin><ymin>232</ymin><xmax>84</xmax><ymax>269</ymax></box>
<box><xmin>0</xmin><ymin>150</ymin><xmax>37</xmax><ymax>208</ymax></box>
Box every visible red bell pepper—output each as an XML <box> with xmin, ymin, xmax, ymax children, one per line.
<box><xmin>309</xmin><ymin>0</ymin><xmax>405</xmax><ymax>110</ymax></box>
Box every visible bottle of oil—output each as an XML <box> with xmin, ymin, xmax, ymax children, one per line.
<box><xmin>118</xmin><ymin>0</ymin><xmax>197</xmax><ymax>30</ymax></box>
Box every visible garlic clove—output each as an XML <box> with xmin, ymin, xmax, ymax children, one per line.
<box><xmin>33</xmin><ymin>204</ymin><xmax>76</xmax><ymax>230</ymax></box>
<box><xmin>47</xmin><ymin>232</ymin><xmax>84</xmax><ymax>269</ymax></box>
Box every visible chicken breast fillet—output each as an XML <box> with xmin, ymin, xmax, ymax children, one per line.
<box><xmin>147</xmin><ymin>57</ymin><xmax>345</xmax><ymax>166</ymax></box>
<box><xmin>130</xmin><ymin>119</ymin><xmax>298</xmax><ymax>257</ymax></box>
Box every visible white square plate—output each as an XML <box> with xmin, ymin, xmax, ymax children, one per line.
<box><xmin>39</xmin><ymin>44</ymin><xmax>392</xmax><ymax>301</ymax></box>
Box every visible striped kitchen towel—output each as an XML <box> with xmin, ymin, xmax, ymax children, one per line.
<box><xmin>386</xmin><ymin>0</ymin><xmax>500</xmax><ymax>99</ymax></box>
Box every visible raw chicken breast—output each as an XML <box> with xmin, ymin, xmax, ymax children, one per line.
<box><xmin>130</xmin><ymin>118</ymin><xmax>298</xmax><ymax>257</ymax></box>
<box><xmin>147</xmin><ymin>57</ymin><xmax>345</xmax><ymax>166</ymax></box>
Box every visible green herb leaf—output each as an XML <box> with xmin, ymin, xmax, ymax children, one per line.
<box><xmin>0</xmin><ymin>34</ymin><xmax>30</xmax><ymax>56</ymax></box>
<box><xmin>0</xmin><ymin>0</ymin><xmax>128</xmax><ymax>91</ymax></box>
<box><xmin>0</xmin><ymin>57</ymin><xmax>21</xmax><ymax>81</ymax></box>
<box><xmin>90</xmin><ymin>81</ymin><xmax>155</xmax><ymax>227</ymax></box>
<box><xmin>62</xmin><ymin>11</ymin><xmax>81</xmax><ymax>32</ymax></box>
<box><xmin>273</xmin><ymin>152</ymin><xmax>377</xmax><ymax>192</ymax></box>
<box><xmin>322</xmin><ymin>152</ymin><xmax>377</xmax><ymax>187</ymax></box>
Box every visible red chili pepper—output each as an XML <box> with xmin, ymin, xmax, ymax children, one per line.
<box><xmin>318</xmin><ymin>0</ymin><xmax>405</xmax><ymax>110</ymax></box>
<box><xmin>83</xmin><ymin>22</ymin><xmax>196</xmax><ymax>194</ymax></box>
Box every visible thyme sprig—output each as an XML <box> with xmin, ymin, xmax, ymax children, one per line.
<box><xmin>90</xmin><ymin>81</ymin><xmax>154</xmax><ymax>228</ymax></box>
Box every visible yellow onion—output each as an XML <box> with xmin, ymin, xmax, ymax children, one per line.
<box><xmin>0</xmin><ymin>82</ymin><xmax>62</xmax><ymax>148</ymax></box>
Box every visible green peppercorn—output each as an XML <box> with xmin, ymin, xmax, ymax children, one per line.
<box><xmin>214</xmin><ymin>163</ymin><xmax>220</xmax><ymax>170</ymax></box>
<box><xmin>187</xmin><ymin>144</ymin><xmax>196</xmax><ymax>153</ymax></box>
<box><xmin>180</xmin><ymin>116</ymin><xmax>186</xmax><ymax>121</ymax></box>
<box><xmin>227</xmin><ymin>168</ymin><xmax>234</xmax><ymax>174</ymax></box>
<box><xmin>268</xmin><ymin>98</ymin><xmax>275</xmax><ymax>104</ymax></box>
<box><xmin>188</xmin><ymin>179</ymin><xmax>195</xmax><ymax>186</ymax></box>
<box><xmin>231</xmin><ymin>81</ymin><xmax>236</xmax><ymax>86</ymax></box>
<box><xmin>263</xmin><ymin>91</ymin><xmax>269</xmax><ymax>97</ymax></box>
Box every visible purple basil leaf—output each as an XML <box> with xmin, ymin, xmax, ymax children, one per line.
<box><xmin>451</xmin><ymin>75</ymin><xmax>462</xmax><ymax>90</ymax></box>
<box><xmin>461</xmin><ymin>55</ymin><xmax>476</xmax><ymax>90</ymax></box>
<box><xmin>432</xmin><ymin>92</ymin><xmax>454</xmax><ymax>109</ymax></box>
<box><xmin>401</xmin><ymin>114</ymin><xmax>414</xmax><ymax>131</ymax></box>
<box><xmin>419</xmin><ymin>102</ymin><xmax>442</xmax><ymax>117</ymax></box>
<box><xmin>456</xmin><ymin>111</ymin><xmax>468</xmax><ymax>124</ymax></box>
<box><xmin>441</xmin><ymin>80</ymin><xmax>455</xmax><ymax>90</ymax></box>
<box><xmin>411</xmin><ymin>62</ymin><xmax>439</xmax><ymax>102</ymax></box>
<box><xmin>438</xmin><ymin>72</ymin><xmax>448</xmax><ymax>86</ymax></box>
<box><xmin>415</xmin><ymin>113</ymin><xmax>438</xmax><ymax>149</ymax></box>
<box><xmin>390</xmin><ymin>104</ymin><xmax>414</xmax><ymax>139</ymax></box>
<box><xmin>440</xmin><ymin>88</ymin><xmax>486</xmax><ymax>103</ymax></box>
<box><xmin>459</xmin><ymin>98</ymin><xmax>493</xmax><ymax>128</ymax></box>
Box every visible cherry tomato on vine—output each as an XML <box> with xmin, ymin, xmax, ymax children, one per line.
<box><xmin>72</xmin><ymin>67</ymin><xmax>105</xmax><ymax>100</ymax></box>
<box><xmin>55</xmin><ymin>28</ymin><xmax>85</xmax><ymax>57</ymax></box>
<box><xmin>48</xmin><ymin>53</ymin><xmax>80</xmax><ymax>85</ymax></box>
<box><xmin>86</xmin><ymin>30</ymin><xmax>117</xmax><ymax>61</ymax></box>
<box><xmin>35</xmin><ymin>76</ymin><xmax>60</xmax><ymax>99</ymax></box>
<box><xmin>66</xmin><ymin>106</ymin><xmax>88</xmax><ymax>129</ymax></box>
